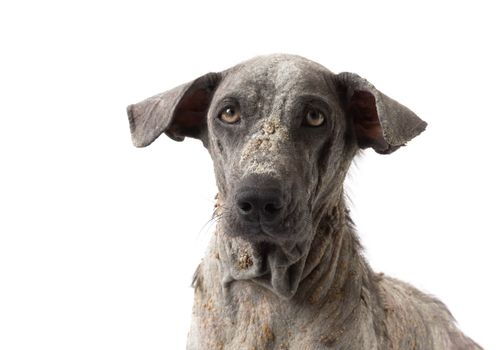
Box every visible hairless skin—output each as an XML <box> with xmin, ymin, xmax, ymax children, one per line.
<box><xmin>127</xmin><ymin>54</ymin><xmax>482</xmax><ymax>349</ymax></box>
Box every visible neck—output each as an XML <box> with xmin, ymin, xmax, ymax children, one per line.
<box><xmin>295</xmin><ymin>197</ymin><xmax>368</xmax><ymax>305</ymax></box>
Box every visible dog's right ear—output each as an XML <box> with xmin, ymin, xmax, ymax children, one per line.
<box><xmin>127</xmin><ymin>72</ymin><xmax>221</xmax><ymax>147</ymax></box>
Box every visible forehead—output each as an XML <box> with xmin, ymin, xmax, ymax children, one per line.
<box><xmin>218</xmin><ymin>55</ymin><xmax>333</xmax><ymax>98</ymax></box>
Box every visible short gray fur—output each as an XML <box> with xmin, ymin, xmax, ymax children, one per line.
<box><xmin>127</xmin><ymin>54</ymin><xmax>481</xmax><ymax>349</ymax></box>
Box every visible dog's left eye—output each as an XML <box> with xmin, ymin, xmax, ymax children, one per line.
<box><xmin>303</xmin><ymin>108</ymin><xmax>325</xmax><ymax>127</ymax></box>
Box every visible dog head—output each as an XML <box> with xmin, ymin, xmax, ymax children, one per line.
<box><xmin>127</xmin><ymin>54</ymin><xmax>426</xmax><ymax>298</ymax></box>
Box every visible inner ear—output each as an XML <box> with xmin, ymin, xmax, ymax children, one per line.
<box><xmin>348</xmin><ymin>91</ymin><xmax>389</xmax><ymax>151</ymax></box>
<box><xmin>169</xmin><ymin>88</ymin><xmax>214</xmax><ymax>140</ymax></box>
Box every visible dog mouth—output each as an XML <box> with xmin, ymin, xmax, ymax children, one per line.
<box><xmin>214</xmin><ymin>201</ymin><xmax>314</xmax><ymax>298</ymax></box>
<box><xmin>231</xmin><ymin>221</ymin><xmax>289</xmax><ymax>239</ymax></box>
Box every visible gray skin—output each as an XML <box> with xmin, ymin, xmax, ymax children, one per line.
<box><xmin>127</xmin><ymin>54</ymin><xmax>482</xmax><ymax>350</ymax></box>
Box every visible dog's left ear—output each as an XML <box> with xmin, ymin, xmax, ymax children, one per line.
<box><xmin>127</xmin><ymin>72</ymin><xmax>221</xmax><ymax>147</ymax></box>
<box><xmin>335</xmin><ymin>72</ymin><xmax>427</xmax><ymax>154</ymax></box>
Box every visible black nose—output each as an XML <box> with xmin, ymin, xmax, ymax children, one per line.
<box><xmin>236</xmin><ymin>186</ymin><xmax>285</xmax><ymax>223</ymax></box>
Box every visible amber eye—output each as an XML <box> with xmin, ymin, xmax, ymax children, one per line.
<box><xmin>219</xmin><ymin>106</ymin><xmax>241</xmax><ymax>124</ymax></box>
<box><xmin>303</xmin><ymin>108</ymin><xmax>325</xmax><ymax>127</ymax></box>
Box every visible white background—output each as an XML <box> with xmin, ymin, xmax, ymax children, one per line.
<box><xmin>1</xmin><ymin>1</ymin><xmax>496</xmax><ymax>349</ymax></box>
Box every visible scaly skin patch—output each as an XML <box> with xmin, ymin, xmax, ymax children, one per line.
<box><xmin>237</xmin><ymin>249</ymin><xmax>253</xmax><ymax>270</ymax></box>
<box><xmin>240</xmin><ymin>116</ymin><xmax>288</xmax><ymax>176</ymax></box>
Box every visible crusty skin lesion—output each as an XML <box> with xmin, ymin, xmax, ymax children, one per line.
<box><xmin>239</xmin><ymin>116</ymin><xmax>289</xmax><ymax>176</ymax></box>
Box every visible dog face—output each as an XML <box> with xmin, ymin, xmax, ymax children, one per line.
<box><xmin>127</xmin><ymin>54</ymin><xmax>426</xmax><ymax>298</ymax></box>
<box><xmin>207</xmin><ymin>57</ymin><xmax>346</xmax><ymax>240</ymax></box>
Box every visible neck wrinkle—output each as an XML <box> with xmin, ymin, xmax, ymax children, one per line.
<box><xmin>295</xmin><ymin>197</ymin><xmax>365</xmax><ymax>310</ymax></box>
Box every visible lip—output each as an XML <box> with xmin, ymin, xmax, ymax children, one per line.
<box><xmin>227</xmin><ymin>219</ymin><xmax>276</xmax><ymax>237</ymax></box>
<box><xmin>226</xmin><ymin>211</ymin><xmax>309</xmax><ymax>243</ymax></box>
<box><xmin>232</xmin><ymin>222</ymin><xmax>289</xmax><ymax>242</ymax></box>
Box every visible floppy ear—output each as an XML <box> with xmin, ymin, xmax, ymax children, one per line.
<box><xmin>335</xmin><ymin>72</ymin><xmax>427</xmax><ymax>154</ymax></box>
<box><xmin>127</xmin><ymin>72</ymin><xmax>221</xmax><ymax>147</ymax></box>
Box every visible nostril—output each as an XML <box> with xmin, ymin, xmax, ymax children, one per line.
<box><xmin>264</xmin><ymin>202</ymin><xmax>282</xmax><ymax>215</ymax></box>
<box><xmin>238</xmin><ymin>201</ymin><xmax>253</xmax><ymax>213</ymax></box>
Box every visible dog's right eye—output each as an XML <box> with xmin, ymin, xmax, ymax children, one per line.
<box><xmin>219</xmin><ymin>106</ymin><xmax>241</xmax><ymax>124</ymax></box>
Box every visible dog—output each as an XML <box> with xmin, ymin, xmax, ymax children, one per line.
<box><xmin>127</xmin><ymin>54</ymin><xmax>482</xmax><ymax>349</ymax></box>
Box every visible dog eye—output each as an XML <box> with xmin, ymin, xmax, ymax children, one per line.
<box><xmin>219</xmin><ymin>106</ymin><xmax>241</xmax><ymax>124</ymax></box>
<box><xmin>303</xmin><ymin>108</ymin><xmax>325</xmax><ymax>127</ymax></box>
